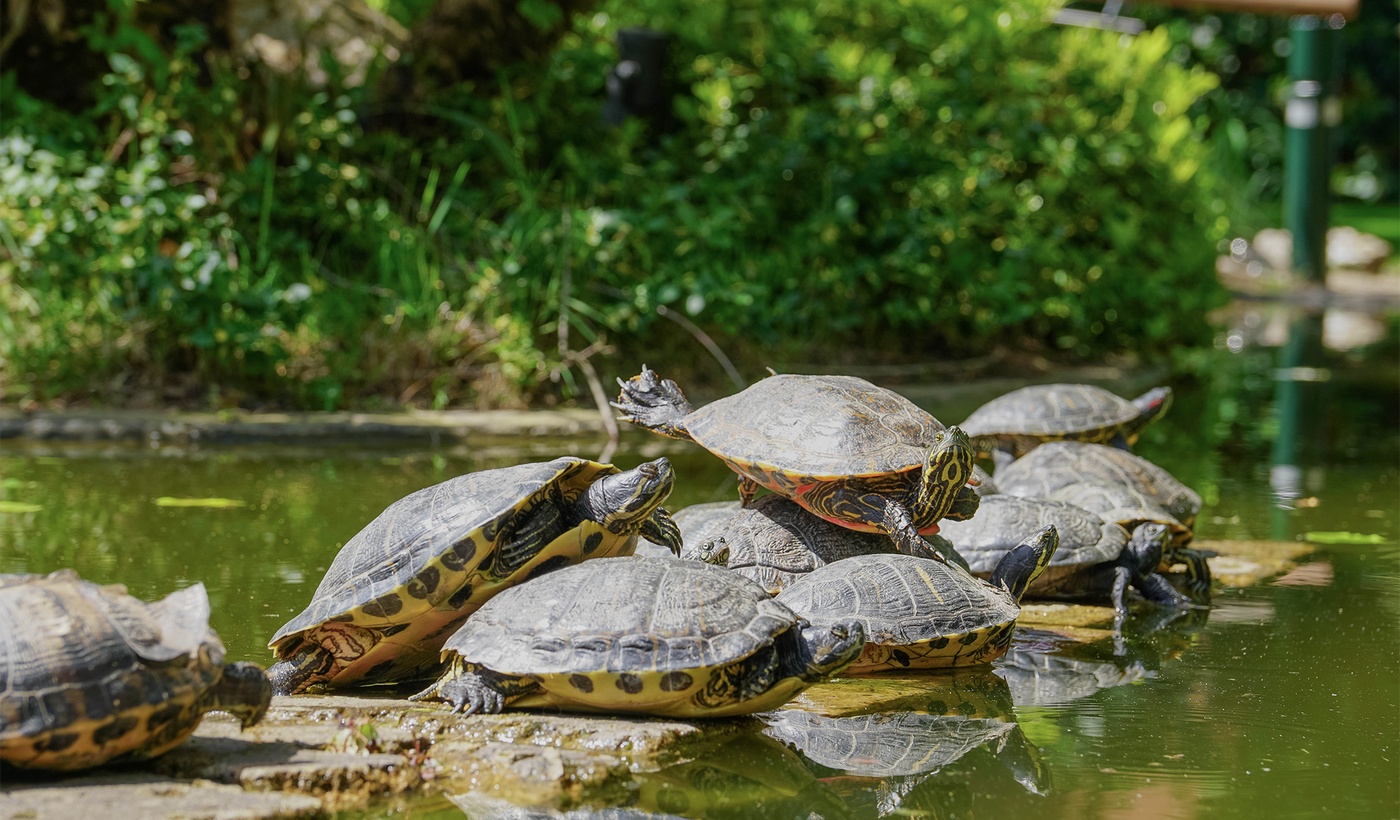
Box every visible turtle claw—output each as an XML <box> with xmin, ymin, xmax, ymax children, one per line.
<box><xmin>613</xmin><ymin>366</ymin><xmax>695</xmax><ymax>440</ymax></box>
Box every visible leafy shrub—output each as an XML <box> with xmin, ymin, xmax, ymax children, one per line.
<box><xmin>2</xmin><ymin>0</ymin><xmax>1234</xmax><ymax>408</ymax></box>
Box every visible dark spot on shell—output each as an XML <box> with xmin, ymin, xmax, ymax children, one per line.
<box><xmin>361</xmin><ymin>594</ymin><xmax>404</xmax><ymax>619</ymax></box>
<box><xmin>569</xmin><ymin>674</ymin><xmax>594</xmax><ymax>693</ymax></box>
<box><xmin>523</xmin><ymin>555</ymin><xmax>572</xmax><ymax>583</ymax></box>
<box><xmin>381</xmin><ymin>623</ymin><xmax>409</xmax><ymax>637</ymax></box>
<box><xmin>657</xmin><ymin>787</ymin><xmax>691</xmax><ymax>814</ymax></box>
<box><xmin>659</xmin><ymin>671</ymin><xmax>693</xmax><ymax>692</ymax></box>
<box><xmin>890</xmin><ymin>649</ymin><xmax>912</xmax><ymax>667</ymax></box>
<box><xmin>443</xmin><ymin>537</ymin><xmax>478</xmax><ymax>571</ymax></box>
<box><xmin>34</xmin><ymin>731</ymin><xmax>79</xmax><ymax>753</ymax></box>
<box><xmin>957</xmin><ymin>700</ymin><xmax>979</xmax><ymax>716</ymax></box>
<box><xmin>930</xmin><ymin>637</ymin><xmax>950</xmax><ymax>650</ymax></box>
<box><xmin>93</xmin><ymin>715</ymin><xmax>139</xmax><ymax>745</ymax></box>
<box><xmin>327</xmin><ymin>613</ymin><xmax>355</xmax><ymax>623</ymax></box>
<box><xmin>959</xmin><ymin>632</ymin><xmax>980</xmax><ymax>645</ymax></box>
<box><xmin>415</xmin><ymin>566</ymin><xmax>441</xmax><ymax>595</ymax></box>
<box><xmin>582</xmin><ymin>532</ymin><xmax>605</xmax><ymax>556</ymax></box>
<box><xmin>146</xmin><ymin>702</ymin><xmax>184</xmax><ymax>732</ymax></box>
<box><xmin>927</xmin><ymin>699</ymin><xmax>948</xmax><ymax>714</ymax></box>
<box><xmin>446</xmin><ymin>584</ymin><xmax>475</xmax><ymax>610</ymax></box>
<box><xmin>616</xmin><ymin>674</ymin><xmax>644</xmax><ymax>695</ymax></box>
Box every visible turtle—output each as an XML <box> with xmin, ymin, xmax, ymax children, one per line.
<box><xmin>773</xmin><ymin>526</ymin><xmax>1057</xmax><ymax>672</ymax></box>
<box><xmin>671</xmin><ymin>501</ymin><xmax>745</xmax><ymax>555</ymax></box>
<box><xmin>1049</xmin><ymin>481</ymin><xmax>1211</xmax><ymax>597</ymax></box>
<box><xmin>411</xmin><ymin>555</ymin><xmax>866</xmax><ymax>717</ymax></box>
<box><xmin>960</xmin><ymin>383</ymin><xmax>1172</xmax><ymax>468</ymax></box>
<box><xmin>991</xmin><ymin>441</ymin><xmax>1203</xmax><ymax>525</ymax></box>
<box><xmin>0</xmin><ymin>570</ymin><xmax>270</xmax><ymax>771</ymax></box>
<box><xmin>613</xmin><ymin>366</ymin><xmax>979</xmax><ymax>561</ymax></box>
<box><xmin>687</xmin><ymin>495</ymin><xmax>963</xmax><ymax>594</ymax></box>
<box><xmin>937</xmin><ymin>495</ymin><xmax>1197</xmax><ymax>617</ymax></box>
<box><xmin>267</xmin><ymin>457</ymin><xmax>683</xmax><ymax>695</ymax></box>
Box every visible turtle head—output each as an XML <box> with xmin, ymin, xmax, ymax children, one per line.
<box><xmin>207</xmin><ymin>661</ymin><xmax>273</xmax><ymax>729</ymax></box>
<box><xmin>916</xmin><ymin>426</ymin><xmax>975</xmax><ymax>518</ymax></box>
<box><xmin>789</xmin><ymin>618</ymin><xmax>866</xmax><ymax>683</ymax></box>
<box><xmin>695</xmin><ymin>537</ymin><xmax>731</xmax><ymax>566</ymax></box>
<box><xmin>1125</xmin><ymin>522</ymin><xmax>1171</xmax><ymax>575</ymax></box>
<box><xmin>581</xmin><ymin>458</ymin><xmax>682</xmax><ymax>552</ymax></box>
<box><xmin>988</xmin><ymin>525</ymin><xmax>1059</xmax><ymax>602</ymax></box>
<box><xmin>1128</xmin><ymin>387</ymin><xmax>1173</xmax><ymax>442</ymax></box>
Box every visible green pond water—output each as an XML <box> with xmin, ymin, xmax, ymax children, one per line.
<box><xmin>1</xmin><ymin>319</ymin><xmax>1397</xmax><ymax>819</ymax></box>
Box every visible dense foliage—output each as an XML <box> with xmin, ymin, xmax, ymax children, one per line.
<box><xmin>2</xmin><ymin>0</ymin><xmax>1238</xmax><ymax>409</ymax></box>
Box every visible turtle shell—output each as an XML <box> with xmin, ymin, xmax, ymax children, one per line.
<box><xmin>962</xmin><ymin>384</ymin><xmax>1150</xmax><ymax>439</ymax></box>
<box><xmin>269</xmin><ymin>457</ymin><xmax>636</xmax><ymax>686</ymax></box>
<box><xmin>776</xmin><ymin>554</ymin><xmax>1020</xmax><ymax>671</ymax></box>
<box><xmin>992</xmin><ymin>442</ymin><xmax>1202</xmax><ymax>523</ymax></box>
<box><xmin>1</xmin><ymin>571</ymin><xmax>237</xmax><ymax>770</ymax></box>
<box><xmin>937</xmin><ymin>496</ymin><xmax>1128</xmax><ymax>599</ymax></box>
<box><xmin>1048</xmin><ymin>482</ymin><xmax>1191</xmax><ymax>543</ymax></box>
<box><xmin>440</xmin><ymin>556</ymin><xmax>808</xmax><ymax>715</ymax></box>
<box><xmin>683</xmin><ymin>375</ymin><xmax>947</xmax><ymax>480</ymax></box>
<box><xmin>700</xmin><ymin>496</ymin><xmax>953</xmax><ymax>594</ymax></box>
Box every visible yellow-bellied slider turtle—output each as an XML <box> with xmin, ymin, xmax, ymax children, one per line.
<box><xmin>412</xmin><ymin>556</ymin><xmax>865</xmax><ymax>717</ymax></box>
<box><xmin>961</xmin><ymin>383</ymin><xmax>1172</xmax><ymax>468</ymax></box>
<box><xmin>614</xmin><ymin>366</ymin><xmax>978</xmax><ymax>560</ymax></box>
<box><xmin>992</xmin><ymin>442</ymin><xmax>1202</xmax><ymax>524</ymax></box>
<box><xmin>938</xmin><ymin>496</ymin><xmax>1196</xmax><ymax>617</ymax></box>
<box><xmin>685</xmin><ymin>496</ymin><xmax>960</xmax><ymax>594</ymax></box>
<box><xmin>0</xmin><ymin>571</ymin><xmax>270</xmax><ymax>771</ymax></box>
<box><xmin>268</xmin><ymin>457</ymin><xmax>682</xmax><ymax>694</ymax></box>
<box><xmin>774</xmin><ymin>527</ymin><xmax>1057</xmax><ymax>671</ymax></box>
<box><xmin>1050</xmin><ymin>481</ymin><xmax>1211</xmax><ymax>598</ymax></box>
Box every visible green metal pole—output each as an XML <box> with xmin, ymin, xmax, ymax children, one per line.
<box><xmin>1282</xmin><ymin>15</ymin><xmax>1344</xmax><ymax>282</ymax></box>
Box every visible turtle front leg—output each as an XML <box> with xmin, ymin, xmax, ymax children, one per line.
<box><xmin>1133</xmin><ymin>572</ymin><xmax>1198</xmax><ymax>610</ymax></box>
<box><xmin>268</xmin><ymin>644</ymin><xmax>337</xmax><ymax>696</ymax></box>
<box><xmin>612</xmin><ymin>366</ymin><xmax>696</xmax><ymax>440</ymax></box>
<box><xmin>853</xmin><ymin>493</ymin><xmax>969</xmax><ymax>571</ymax></box>
<box><xmin>411</xmin><ymin>661</ymin><xmax>539</xmax><ymax>714</ymax></box>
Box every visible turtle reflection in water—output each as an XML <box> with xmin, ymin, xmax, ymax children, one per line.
<box><xmin>764</xmin><ymin>671</ymin><xmax>1050</xmax><ymax>817</ymax></box>
<box><xmin>448</xmin><ymin>733</ymin><xmax>848</xmax><ymax>820</ymax></box>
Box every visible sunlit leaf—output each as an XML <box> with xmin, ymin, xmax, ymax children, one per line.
<box><xmin>1304</xmin><ymin>531</ymin><xmax>1387</xmax><ymax>545</ymax></box>
<box><xmin>0</xmin><ymin>501</ymin><xmax>43</xmax><ymax>513</ymax></box>
<box><xmin>155</xmin><ymin>497</ymin><xmax>246</xmax><ymax>509</ymax></box>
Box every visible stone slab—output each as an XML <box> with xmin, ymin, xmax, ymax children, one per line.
<box><xmin>0</xmin><ymin>773</ymin><xmax>323</xmax><ymax>820</ymax></box>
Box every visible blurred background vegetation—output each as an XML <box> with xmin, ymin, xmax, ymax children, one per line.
<box><xmin>1</xmin><ymin>0</ymin><xmax>1395</xmax><ymax>411</ymax></box>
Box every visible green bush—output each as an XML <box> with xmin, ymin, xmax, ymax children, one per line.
<box><xmin>1</xmin><ymin>0</ymin><xmax>1234</xmax><ymax>409</ymax></box>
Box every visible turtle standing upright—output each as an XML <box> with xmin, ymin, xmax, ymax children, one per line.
<box><xmin>413</xmin><ymin>556</ymin><xmax>866</xmax><ymax>717</ymax></box>
<box><xmin>267</xmin><ymin>457</ymin><xmax>682</xmax><ymax>694</ymax></box>
<box><xmin>960</xmin><ymin>383</ymin><xmax>1172</xmax><ymax>468</ymax></box>
<box><xmin>774</xmin><ymin>526</ymin><xmax>1058</xmax><ymax>671</ymax></box>
<box><xmin>0</xmin><ymin>570</ymin><xmax>270</xmax><ymax>771</ymax></box>
<box><xmin>614</xmin><ymin>366</ymin><xmax>977</xmax><ymax>562</ymax></box>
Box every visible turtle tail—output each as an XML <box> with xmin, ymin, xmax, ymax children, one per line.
<box><xmin>988</xmin><ymin>525</ymin><xmax>1059</xmax><ymax>602</ymax></box>
<box><xmin>612</xmin><ymin>365</ymin><xmax>696</xmax><ymax>441</ymax></box>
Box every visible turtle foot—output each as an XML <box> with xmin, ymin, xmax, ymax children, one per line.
<box><xmin>612</xmin><ymin>365</ymin><xmax>695</xmax><ymax>440</ymax></box>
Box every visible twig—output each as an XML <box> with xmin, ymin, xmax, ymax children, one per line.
<box><xmin>106</xmin><ymin>128</ymin><xmax>136</xmax><ymax>162</ymax></box>
<box><xmin>553</xmin><ymin>205</ymin><xmax>620</xmax><ymax>462</ymax></box>
<box><xmin>579</xmin><ymin>356</ymin><xmax>619</xmax><ymax>463</ymax></box>
<box><xmin>655</xmin><ymin>305</ymin><xmax>746</xmax><ymax>391</ymax></box>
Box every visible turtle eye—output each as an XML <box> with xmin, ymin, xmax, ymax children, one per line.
<box><xmin>830</xmin><ymin>625</ymin><xmax>849</xmax><ymax>640</ymax></box>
